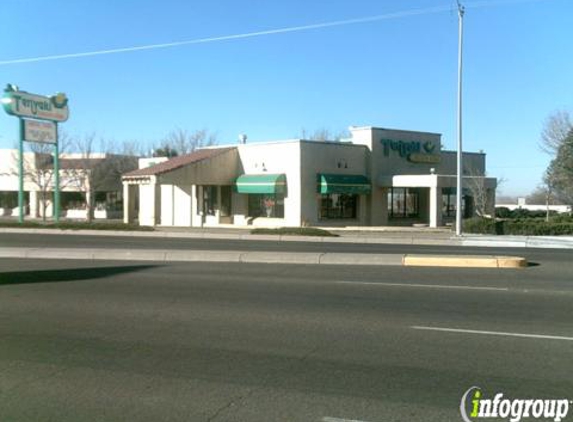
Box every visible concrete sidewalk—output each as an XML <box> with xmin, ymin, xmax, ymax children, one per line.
<box><xmin>1</xmin><ymin>226</ymin><xmax>572</xmax><ymax>249</ymax></box>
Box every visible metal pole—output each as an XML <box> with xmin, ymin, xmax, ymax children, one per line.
<box><xmin>455</xmin><ymin>2</ymin><xmax>465</xmax><ymax>237</ymax></box>
<box><xmin>18</xmin><ymin>118</ymin><xmax>25</xmax><ymax>224</ymax></box>
<box><xmin>54</xmin><ymin>123</ymin><xmax>60</xmax><ymax>222</ymax></box>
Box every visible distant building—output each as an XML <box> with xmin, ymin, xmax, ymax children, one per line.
<box><xmin>496</xmin><ymin>197</ymin><xmax>572</xmax><ymax>214</ymax></box>
<box><xmin>0</xmin><ymin>149</ymin><xmax>137</xmax><ymax>219</ymax></box>
<box><xmin>123</xmin><ymin>126</ymin><xmax>496</xmax><ymax>228</ymax></box>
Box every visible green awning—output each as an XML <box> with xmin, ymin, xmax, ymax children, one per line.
<box><xmin>317</xmin><ymin>174</ymin><xmax>371</xmax><ymax>194</ymax></box>
<box><xmin>235</xmin><ymin>174</ymin><xmax>287</xmax><ymax>194</ymax></box>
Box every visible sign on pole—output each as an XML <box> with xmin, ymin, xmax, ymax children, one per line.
<box><xmin>2</xmin><ymin>89</ymin><xmax>69</xmax><ymax>122</ymax></box>
<box><xmin>24</xmin><ymin>119</ymin><xmax>57</xmax><ymax>144</ymax></box>
<box><xmin>1</xmin><ymin>84</ymin><xmax>69</xmax><ymax>224</ymax></box>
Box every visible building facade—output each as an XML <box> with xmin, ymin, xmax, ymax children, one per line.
<box><xmin>122</xmin><ymin>126</ymin><xmax>497</xmax><ymax>228</ymax></box>
<box><xmin>0</xmin><ymin>149</ymin><xmax>136</xmax><ymax>219</ymax></box>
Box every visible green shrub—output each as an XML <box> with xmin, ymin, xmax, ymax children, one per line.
<box><xmin>251</xmin><ymin>227</ymin><xmax>338</xmax><ymax>237</ymax></box>
<box><xmin>550</xmin><ymin>214</ymin><xmax>573</xmax><ymax>223</ymax></box>
<box><xmin>503</xmin><ymin>221</ymin><xmax>573</xmax><ymax>236</ymax></box>
<box><xmin>509</xmin><ymin>209</ymin><xmax>557</xmax><ymax>219</ymax></box>
<box><xmin>462</xmin><ymin>218</ymin><xmax>501</xmax><ymax>235</ymax></box>
<box><xmin>495</xmin><ymin>207</ymin><xmax>511</xmax><ymax>218</ymax></box>
<box><xmin>462</xmin><ymin>217</ymin><xmax>573</xmax><ymax>235</ymax></box>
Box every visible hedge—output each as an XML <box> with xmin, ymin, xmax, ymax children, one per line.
<box><xmin>251</xmin><ymin>227</ymin><xmax>338</xmax><ymax>237</ymax></box>
<box><xmin>462</xmin><ymin>217</ymin><xmax>573</xmax><ymax>235</ymax></box>
<box><xmin>495</xmin><ymin>207</ymin><xmax>561</xmax><ymax>219</ymax></box>
<box><xmin>0</xmin><ymin>220</ymin><xmax>154</xmax><ymax>231</ymax></box>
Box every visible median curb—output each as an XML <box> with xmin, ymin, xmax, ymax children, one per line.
<box><xmin>0</xmin><ymin>247</ymin><xmax>526</xmax><ymax>268</ymax></box>
<box><xmin>403</xmin><ymin>254</ymin><xmax>528</xmax><ymax>269</ymax></box>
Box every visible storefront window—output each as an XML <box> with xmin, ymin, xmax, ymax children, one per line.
<box><xmin>0</xmin><ymin>192</ymin><xmax>20</xmax><ymax>209</ymax></box>
<box><xmin>220</xmin><ymin>186</ymin><xmax>232</xmax><ymax>217</ymax></box>
<box><xmin>442</xmin><ymin>188</ymin><xmax>466</xmax><ymax>218</ymax></box>
<box><xmin>320</xmin><ymin>194</ymin><xmax>357</xmax><ymax>219</ymax></box>
<box><xmin>61</xmin><ymin>192</ymin><xmax>85</xmax><ymax>210</ymax></box>
<box><xmin>248</xmin><ymin>194</ymin><xmax>284</xmax><ymax>218</ymax></box>
<box><xmin>388</xmin><ymin>188</ymin><xmax>419</xmax><ymax>218</ymax></box>
<box><xmin>203</xmin><ymin>186</ymin><xmax>217</xmax><ymax>216</ymax></box>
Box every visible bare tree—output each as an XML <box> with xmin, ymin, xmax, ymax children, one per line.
<box><xmin>540</xmin><ymin>110</ymin><xmax>572</xmax><ymax>155</ymax></box>
<box><xmin>297</xmin><ymin>128</ymin><xmax>351</xmax><ymax>142</ymax></box>
<box><xmin>156</xmin><ymin>128</ymin><xmax>217</xmax><ymax>156</ymax></box>
<box><xmin>465</xmin><ymin>176</ymin><xmax>489</xmax><ymax>217</ymax></box>
<box><xmin>527</xmin><ymin>180</ymin><xmax>554</xmax><ymax>222</ymax></box>
<box><xmin>464</xmin><ymin>165</ymin><xmax>501</xmax><ymax>218</ymax></box>
<box><xmin>545</xmin><ymin>130</ymin><xmax>573</xmax><ymax>206</ymax></box>
<box><xmin>1</xmin><ymin>135</ymin><xmax>72</xmax><ymax>221</ymax></box>
<box><xmin>496</xmin><ymin>195</ymin><xmax>518</xmax><ymax>205</ymax></box>
<box><xmin>71</xmin><ymin>134</ymin><xmax>138</xmax><ymax>222</ymax></box>
<box><xmin>29</xmin><ymin>142</ymin><xmax>58</xmax><ymax>221</ymax></box>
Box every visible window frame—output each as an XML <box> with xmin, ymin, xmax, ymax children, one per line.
<box><xmin>248</xmin><ymin>193</ymin><xmax>285</xmax><ymax>218</ymax></box>
<box><xmin>388</xmin><ymin>187</ymin><xmax>420</xmax><ymax>218</ymax></box>
<box><xmin>319</xmin><ymin>193</ymin><xmax>358</xmax><ymax>220</ymax></box>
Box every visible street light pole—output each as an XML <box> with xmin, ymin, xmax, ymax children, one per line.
<box><xmin>455</xmin><ymin>1</ymin><xmax>465</xmax><ymax>237</ymax></box>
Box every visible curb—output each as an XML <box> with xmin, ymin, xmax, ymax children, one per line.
<box><xmin>460</xmin><ymin>235</ymin><xmax>573</xmax><ymax>249</ymax></box>
<box><xmin>0</xmin><ymin>247</ymin><xmax>526</xmax><ymax>268</ymax></box>
<box><xmin>0</xmin><ymin>248</ymin><xmax>403</xmax><ymax>266</ymax></box>
<box><xmin>403</xmin><ymin>254</ymin><xmax>528</xmax><ymax>269</ymax></box>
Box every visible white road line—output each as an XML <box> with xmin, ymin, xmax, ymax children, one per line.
<box><xmin>322</xmin><ymin>417</ymin><xmax>373</xmax><ymax>422</ymax></box>
<box><xmin>336</xmin><ymin>281</ymin><xmax>509</xmax><ymax>292</ymax></box>
<box><xmin>412</xmin><ymin>326</ymin><xmax>573</xmax><ymax>341</ymax></box>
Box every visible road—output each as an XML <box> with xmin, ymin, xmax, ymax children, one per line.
<box><xmin>1</xmin><ymin>256</ymin><xmax>572</xmax><ymax>422</ymax></box>
<box><xmin>0</xmin><ymin>232</ymin><xmax>571</xmax><ymax>264</ymax></box>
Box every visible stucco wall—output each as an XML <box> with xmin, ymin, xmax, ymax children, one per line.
<box><xmin>139</xmin><ymin>182</ymin><xmax>159</xmax><ymax>226</ymax></box>
<box><xmin>350</xmin><ymin>127</ymin><xmax>487</xmax><ymax>179</ymax></box>
<box><xmin>237</xmin><ymin>142</ymin><xmax>302</xmax><ymax>227</ymax></box>
<box><xmin>299</xmin><ymin>141</ymin><xmax>369</xmax><ymax>226</ymax></box>
<box><xmin>160</xmin><ymin>184</ymin><xmax>192</xmax><ymax>226</ymax></box>
<box><xmin>440</xmin><ymin>151</ymin><xmax>486</xmax><ymax>176</ymax></box>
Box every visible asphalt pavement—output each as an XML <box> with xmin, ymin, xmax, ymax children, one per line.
<box><xmin>1</xmin><ymin>258</ymin><xmax>572</xmax><ymax>422</ymax></box>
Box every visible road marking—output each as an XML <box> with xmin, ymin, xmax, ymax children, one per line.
<box><xmin>336</xmin><ymin>281</ymin><xmax>508</xmax><ymax>292</ymax></box>
<box><xmin>412</xmin><ymin>326</ymin><xmax>573</xmax><ymax>341</ymax></box>
<box><xmin>322</xmin><ymin>417</ymin><xmax>373</xmax><ymax>422</ymax></box>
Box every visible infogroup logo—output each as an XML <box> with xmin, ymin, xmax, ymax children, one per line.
<box><xmin>460</xmin><ymin>386</ymin><xmax>571</xmax><ymax>422</ymax></box>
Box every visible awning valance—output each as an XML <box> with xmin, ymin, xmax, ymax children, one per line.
<box><xmin>317</xmin><ymin>174</ymin><xmax>371</xmax><ymax>194</ymax></box>
<box><xmin>235</xmin><ymin>174</ymin><xmax>287</xmax><ymax>194</ymax></box>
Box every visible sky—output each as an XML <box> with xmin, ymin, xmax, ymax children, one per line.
<box><xmin>0</xmin><ymin>0</ymin><xmax>571</xmax><ymax>197</ymax></box>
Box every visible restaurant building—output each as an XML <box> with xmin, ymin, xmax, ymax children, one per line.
<box><xmin>0</xmin><ymin>150</ymin><xmax>135</xmax><ymax>219</ymax></box>
<box><xmin>122</xmin><ymin>126</ymin><xmax>496</xmax><ymax>228</ymax></box>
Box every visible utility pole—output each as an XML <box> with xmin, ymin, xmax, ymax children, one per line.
<box><xmin>455</xmin><ymin>0</ymin><xmax>465</xmax><ymax>236</ymax></box>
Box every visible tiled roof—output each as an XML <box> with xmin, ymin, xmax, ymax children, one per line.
<box><xmin>42</xmin><ymin>157</ymin><xmax>106</xmax><ymax>170</ymax></box>
<box><xmin>123</xmin><ymin>147</ymin><xmax>235</xmax><ymax>178</ymax></box>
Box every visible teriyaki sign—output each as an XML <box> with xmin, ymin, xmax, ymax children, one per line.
<box><xmin>380</xmin><ymin>138</ymin><xmax>440</xmax><ymax>164</ymax></box>
<box><xmin>1</xmin><ymin>84</ymin><xmax>69</xmax><ymax>224</ymax></box>
<box><xmin>2</xmin><ymin>85</ymin><xmax>69</xmax><ymax>122</ymax></box>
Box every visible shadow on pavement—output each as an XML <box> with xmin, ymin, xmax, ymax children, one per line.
<box><xmin>527</xmin><ymin>262</ymin><xmax>540</xmax><ymax>267</ymax></box>
<box><xmin>0</xmin><ymin>265</ymin><xmax>159</xmax><ymax>286</ymax></box>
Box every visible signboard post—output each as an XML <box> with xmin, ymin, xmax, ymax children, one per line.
<box><xmin>54</xmin><ymin>124</ymin><xmax>60</xmax><ymax>221</ymax></box>
<box><xmin>18</xmin><ymin>119</ymin><xmax>24</xmax><ymax>223</ymax></box>
<box><xmin>2</xmin><ymin>84</ymin><xmax>69</xmax><ymax>223</ymax></box>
